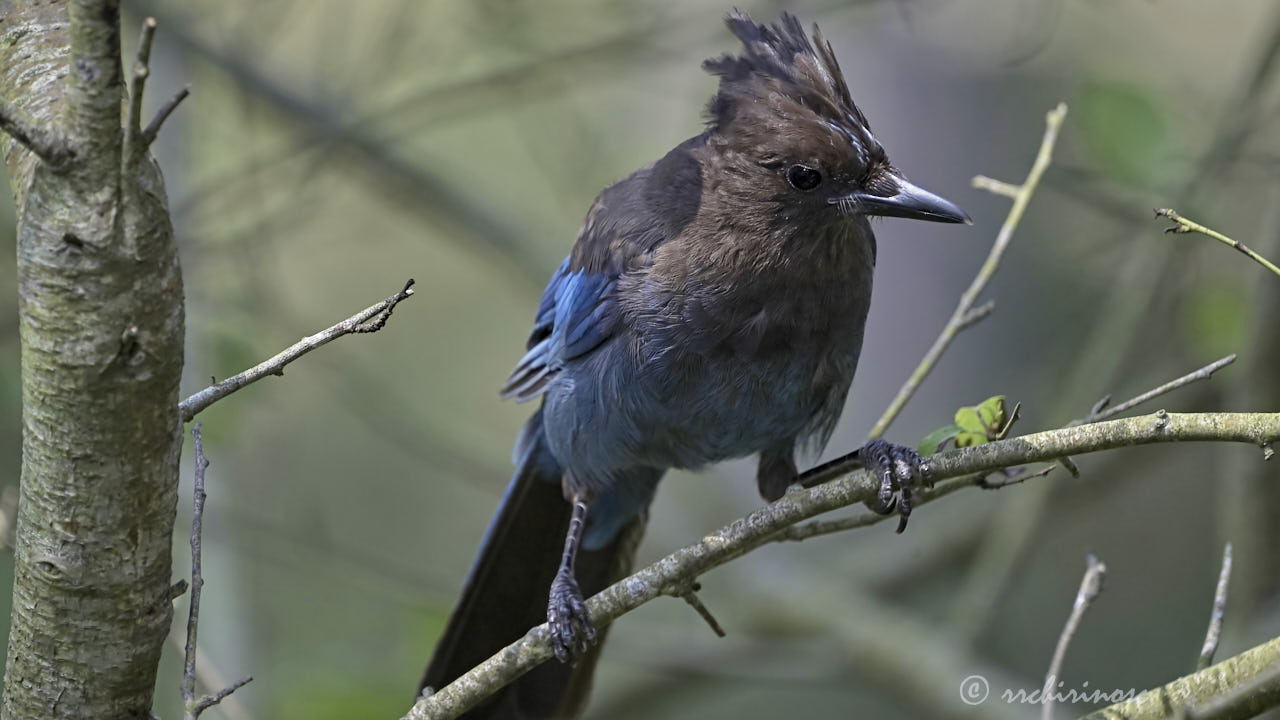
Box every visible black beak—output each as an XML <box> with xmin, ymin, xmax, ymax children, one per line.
<box><xmin>833</xmin><ymin>172</ymin><xmax>971</xmax><ymax>225</ymax></box>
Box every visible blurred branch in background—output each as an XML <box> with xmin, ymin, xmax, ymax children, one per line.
<box><xmin>1200</xmin><ymin>543</ymin><xmax>1234</xmax><ymax>672</ymax></box>
<box><xmin>1043</xmin><ymin>554</ymin><xmax>1106</xmax><ymax>720</ymax></box>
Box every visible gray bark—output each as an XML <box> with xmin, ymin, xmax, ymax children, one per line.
<box><xmin>1</xmin><ymin>1</ymin><xmax>184</xmax><ymax>718</ymax></box>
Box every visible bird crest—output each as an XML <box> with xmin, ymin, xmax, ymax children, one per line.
<box><xmin>703</xmin><ymin>11</ymin><xmax>873</xmax><ymax>145</ymax></box>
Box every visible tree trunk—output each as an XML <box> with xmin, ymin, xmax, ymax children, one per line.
<box><xmin>1</xmin><ymin>1</ymin><xmax>184</xmax><ymax>717</ymax></box>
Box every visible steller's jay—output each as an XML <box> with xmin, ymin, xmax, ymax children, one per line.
<box><xmin>419</xmin><ymin>11</ymin><xmax>970</xmax><ymax>718</ymax></box>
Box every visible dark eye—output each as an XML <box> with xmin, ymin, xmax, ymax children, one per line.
<box><xmin>786</xmin><ymin>164</ymin><xmax>822</xmax><ymax>191</ymax></box>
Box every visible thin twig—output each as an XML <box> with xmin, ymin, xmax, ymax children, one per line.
<box><xmin>1043</xmin><ymin>553</ymin><xmax>1106</xmax><ymax>720</ymax></box>
<box><xmin>182</xmin><ymin>423</ymin><xmax>209</xmax><ymax>713</ymax></box>
<box><xmin>0</xmin><ymin>103</ymin><xmax>72</xmax><ymax>167</ymax></box>
<box><xmin>1053</xmin><ymin>354</ymin><xmax>1237</xmax><ymax>476</ymax></box>
<box><xmin>957</xmin><ymin>299</ymin><xmax>997</xmax><ymax>330</ymax></box>
<box><xmin>1198</xmin><ymin>542</ymin><xmax>1233</xmax><ymax>671</ymax></box>
<box><xmin>976</xmin><ymin>464</ymin><xmax>1056</xmax><ymax>490</ymax></box>
<box><xmin>141</xmin><ymin>86</ymin><xmax>191</xmax><ymax>147</ymax></box>
<box><xmin>178</xmin><ymin>279</ymin><xmax>415</xmax><ymax>421</ymax></box>
<box><xmin>166</xmin><ymin>633</ymin><xmax>252</xmax><ymax>720</ymax></box>
<box><xmin>971</xmin><ymin>175</ymin><xmax>1022</xmax><ymax>198</ymax></box>
<box><xmin>1156</xmin><ymin>208</ymin><xmax>1280</xmax><ymax>279</ymax></box>
<box><xmin>1075</xmin><ymin>355</ymin><xmax>1237</xmax><ymax>425</ymax></box>
<box><xmin>868</xmin><ymin>102</ymin><xmax>1068</xmax><ymax>440</ymax></box>
<box><xmin>183</xmin><ymin>423</ymin><xmax>253</xmax><ymax>720</ymax></box>
<box><xmin>123</xmin><ymin>17</ymin><xmax>157</xmax><ymax>166</ymax></box>
<box><xmin>191</xmin><ymin>676</ymin><xmax>254</xmax><ymax>716</ymax></box>
<box><xmin>675</xmin><ymin>583</ymin><xmax>726</xmax><ymax>638</ymax></box>
<box><xmin>406</xmin><ymin>412</ymin><xmax>1279</xmax><ymax>720</ymax></box>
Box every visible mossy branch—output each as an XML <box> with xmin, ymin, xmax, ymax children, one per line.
<box><xmin>406</xmin><ymin>411</ymin><xmax>1279</xmax><ymax>720</ymax></box>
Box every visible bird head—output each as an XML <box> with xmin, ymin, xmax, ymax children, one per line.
<box><xmin>702</xmin><ymin>12</ymin><xmax>970</xmax><ymax>227</ymax></box>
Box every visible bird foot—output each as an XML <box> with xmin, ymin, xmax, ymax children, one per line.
<box><xmin>859</xmin><ymin>439</ymin><xmax>932</xmax><ymax>533</ymax></box>
<box><xmin>548</xmin><ymin>569</ymin><xmax>596</xmax><ymax>663</ymax></box>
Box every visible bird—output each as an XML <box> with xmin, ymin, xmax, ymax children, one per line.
<box><xmin>419</xmin><ymin>11</ymin><xmax>970</xmax><ymax>718</ymax></box>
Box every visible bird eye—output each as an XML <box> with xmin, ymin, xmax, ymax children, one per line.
<box><xmin>786</xmin><ymin>164</ymin><xmax>822</xmax><ymax>191</ymax></box>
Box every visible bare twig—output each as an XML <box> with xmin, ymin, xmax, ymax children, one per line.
<box><xmin>180</xmin><ymin>423</ymin><xmax>208</xmax><ymax>711</ymax></box>
<box><xmin>178</xmin><ymin>279</ymin><xmax>416</xmax><ymax>421</ymax></box>
<box><xmin>1075</xmin><ymin>355</ymin><xmax>1237</xmax><ymax>426</ymax></box>
<box><xmin>1199</xmin><ymin>543</ymin><xmax>1234</xmax><ymax>671</ymax></box>
<box><xmin>123</xmin><ymin>17</ymin><xmax>157</xmax><ymax>165</ymax></box>
<box><xmin>183</xmin><ymin>424</ymin><xmax>253</xmax><ymax>720</ymax></box>
<box><xmin>0</xmin><ymin>103</ymin><xmax>72</xmax><ymax>166</ymax></box>
<box><xmin>675</xmin><ymin>583</ymin><xmax>726</xmax><ymax>638</ymax></box>
<box><xmin>957</xmin><ymin>299</ymin><xmax>997</xmax><ymax>330</ymax></box>
<box><xmin>1043</xmin><ymin>554</ymin><xmax>1106</xmax><ymax>720</ymax></box>
<box><xmin>141</xmin><ymin>86</ymin><xmax>191</xmax><ymax>147</ymax></box>
<box><xmin>869</xmin><ymin>103</ymin><xmax>1068</xmax><ymax>439</ymax></box>
<box><xmin>191</xmin><ymin>676</ymin><xmax>254</xmax><ymax>717</ymax></box>
<box><xmin>406</xmin><ymin>412</ymin><xmax>1280</xmax><ymax>720</ymax></box>
<box><xmin>1156</xmin><ymin>208</ymin><xmax>1280</xmax><ymax>279</ymax></box>
<box><xmin>976</xmin><ymin>464</ymin><xmax>1056</xmax><ymax>490</ymax></box>
<box><xmin>166</xmin><ymin>632</ymin><xmax>252</xmax><ymax>720</ymax></box>
<box><xmin>1050</xmin><ymin>354</ymin><xmax>1238</xmax><ymax>475</ymax></box>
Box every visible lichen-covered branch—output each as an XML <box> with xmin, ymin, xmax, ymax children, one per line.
<box><xmin>407</xmin><ymin>411</ymin><xmax>1279</xmax><ymax>720</ymax></box>
<box><xmin>178</xmin><ymin>279</ymin><xmax>416</xmax><ymax>422</ymax></box>
<box><xmin>1077</xmin><ymin>634</ymin><xmax>1280</xmax><ymax>720</ymax></box>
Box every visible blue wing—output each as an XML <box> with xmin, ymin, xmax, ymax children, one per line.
<box><xmin>499</xmin><ymin>133</ymin><xmax>704</xmax><ymax>403</ymax></box>
<box><xmin>500</xmin><ymin>258</ymin><xmax>621</xmax><ymax>402</ymax></box>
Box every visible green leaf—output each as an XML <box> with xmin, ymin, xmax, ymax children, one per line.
<box><xmin>918</xmin><ymin>424</ymin><xmax>963</xmax><ymax>455</ymax></box>
<box><xmin>953</xmin><ymin>395</ymin><xmax>1008</xmax><ymax>448</ymax></box>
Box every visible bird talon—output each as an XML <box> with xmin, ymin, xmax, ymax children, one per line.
<box><xmin>548</xmin><ymin>570</ymin><xmax>597</xmax><ymax>664</ymax></box>
<box><xmin>860</xmin><ymin>440</ymin><xmax>927</xmax><ymax>532</ymax></box>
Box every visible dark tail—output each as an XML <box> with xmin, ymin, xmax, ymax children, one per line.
<box><xmin>419</xmin><ymin>411</ymin><xmax>652</xmax><ymax>719</ymax></box>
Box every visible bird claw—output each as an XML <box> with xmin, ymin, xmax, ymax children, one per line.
<box><xmin>860</xmin><ymin>439</ymin><xmax>931</xmax><ymax>533</ymax></box>
<box><xmin>548</xmin><ymin>570</ymin><xmax>597</xmax><ymax>664</ymax></box>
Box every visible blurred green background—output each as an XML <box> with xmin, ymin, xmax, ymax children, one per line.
<box><xmin>1</xmin><ymin>0</ymin><xmax>1278</xmax><ymax>718</ymax></box>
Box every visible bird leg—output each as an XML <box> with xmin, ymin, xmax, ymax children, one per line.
<box><xmin>548</xmin><ymin>490</ymin><xmax>597</xmax><ymax>663</ymax></box>
<box><xmin>799</xmin><ymin>439</ymin><xmax>931</xmax><ymax>533</ymax></box>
